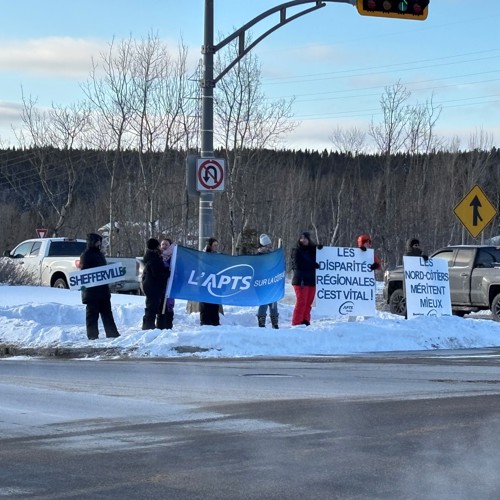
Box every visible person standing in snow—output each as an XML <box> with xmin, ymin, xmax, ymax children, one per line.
<box><xmin>291</xmin><ymin>231</ymin><xmax>318</xmax><ymax>326</ymax></box>
<box><xmin>256</xmin><ymin>233</ymin><xmax>279</xmax><ymax>329</ymax></box>
<box><xmin>157</xmin><ymin>238</ymin><xmax>175</xmax><ymax>329</ymax></box>
<box><xmin>357</xmin><ymin>234</ymin><xmax>382</xmax><ymax>272</ymax></box>
<box><xmin>404</xmin><ymin>238</ymin><xmax>428</xmax><ymax>260</ymax></box>
<box><xmin>141</xmin><ymin>238</ymin><xmax>170</xmax><ymax>330</ymax></box>
<box><xmin>199</xmin><ymin>237</ymin><xmax>221</xmax><ymax>326</ymax></box>
<box><xmin>79</xmin><ymin>232</ymin><xmax>120</xmax><ymax>340</ymax></box>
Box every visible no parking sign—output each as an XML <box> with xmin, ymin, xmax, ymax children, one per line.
<box><xmin>196</xmin><ymin>158</ymin><xmax>225</xmax><ymax>191</ymax></box>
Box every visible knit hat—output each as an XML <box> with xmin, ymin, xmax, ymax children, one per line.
<box><xmin>260</xmin><ymin>233</ymin><xmax>272</xmax><ymax>246</ymax></box>
<box><xmin>86</xmin><ymin>233</ymin><xmax>102</xmax><ymax>248</ymax></box>
<box><xmin>146</xmin><ymin>238</ymin><xmax>160</xmax><ymax>250</ymax></box>
<box><xmin>408</xmin><ymin>238</ymin><xmax>420</xmax><ymax>248</ymax></box>
<box><xmin>357</xmin><ymin>234</ymin><xmax>371</xmax><ymax>247</ymax></box>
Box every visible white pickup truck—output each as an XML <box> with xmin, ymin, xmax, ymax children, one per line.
<box><xmin>2</xmin><ymin>237</ymin><xmax>140</xmax><ymax>293</ymax></box>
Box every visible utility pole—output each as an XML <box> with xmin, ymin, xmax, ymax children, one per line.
<box><xmin>198</xmin><ymin>0</ymin><xmax>427</xmax><ymax>250</ymax></box>
<box><xmin>199</xmin><ymin>0</ymin><xmax>215</xmax><ymax>250</ymax></box>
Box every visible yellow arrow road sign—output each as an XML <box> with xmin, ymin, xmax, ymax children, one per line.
<box><xmin>454</xmin><ymin>185</ymin><xmax>497</xmax><ymax>238</ymax></box>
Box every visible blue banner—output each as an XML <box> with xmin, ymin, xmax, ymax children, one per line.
<box><xmin>167</xmin><ymin>246</ymin><xmax>285</xmax><ymax>306</ymax></box>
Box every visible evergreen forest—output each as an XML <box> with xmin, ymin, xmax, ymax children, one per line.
<box><xmin>1</xmin><ymin>145</ymin><xmax>499</xmax><ymax>271</ymax></box>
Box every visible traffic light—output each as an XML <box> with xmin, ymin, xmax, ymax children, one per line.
<box><xmin>356</xmin><ymin>0</ymin><xmax>430</xmax><ymax>20</ymax></box>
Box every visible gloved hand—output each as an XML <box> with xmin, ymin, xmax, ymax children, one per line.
<box><xmin>317</xmin><ymin>244</ymin><xmax>324</xmax><ymax>250</ymax></box>
<box><xmin>369</xmin><ymin>263</ymin><xmax>380</xmax><ymax>271</ymax></box>
<box><xmin>359</xmin><ymin>246</ymin><xmax>367</xmax><ymax>251</ymax></box>
<box><xmin>422</xmin><ymin>254</ymin><xmax>429</xmax><ymax>262</ymax></box>
<box><xmin>315</xmin><ymin>262</ymin><xmax>320</xmax><ymax>269</ymax></box>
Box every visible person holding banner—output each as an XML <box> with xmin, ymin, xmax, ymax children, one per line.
<box><xmin>199</xmin><ymin>237</ymin><xmax>221</xmax><ymax>326</ymax></box>
<box><xmin>158</xmin><ymin>238</ymin><xmax>175</xmax><ymax>329</ymax></box>
<box><xmin>403</xmin><ymin>238</ymin><xmax>430</xmax><ymax>319</ymax></box>
<box><xmin>357</xmin><ymin>234</ymin><xmax>381</xmax><ymax>271</ymax></box>
<box><xmin>256</xmin><ymin>234</ymin><xmax>279</xmax><ymax>329</ymax></box>
<box><xmin>291</xmin><ymin>231</ymin><xmax>318</xmax><ymax>326</ymax></box>
<box><xmin>79</xmin><ymin>233</ymin><xmax>120</xmax><ymax>340</ymax></box>
<box><xmin>141</xmin><ymin>238</ymin><xmax>170</xmax><ymax>330</ymax></box>
<box><xmin>405</xmin><ymin>238</ymin><xmax>428</xmax><ymax>260</ymax></box>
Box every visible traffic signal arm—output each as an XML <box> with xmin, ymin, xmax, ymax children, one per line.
<box><xmin>356</xmin><ymin>0</ymin><xmax>429</xmax><ymax>20</ymax></box>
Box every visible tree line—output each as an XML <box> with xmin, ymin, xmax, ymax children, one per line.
<box><xmin>0</xmin><ymin>33</ymin><xmax>498</xmax><ymax>271</ymax></box>
<box><xmin>1</xmin><ymin>145</ymin><xmax>499</xmax><ymax>270</ymax></box>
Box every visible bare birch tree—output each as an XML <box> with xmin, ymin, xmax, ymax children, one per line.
<box><xmin>12</xmin><ymin>93</ymin><xmax>91</xmax><ymax>236</ymax></box>
<box><xmin>128</xmin><ymin>34</ymin><xmax>197</xmax><ymax>238</ymax></box>
<box><xmin>329</xmin><ymin>125</ymin><xmax>366</xmax><ymax>155</ymax></box>
<box><xmin>214</xmin><ymin>44</ymin><xmax>296</xmax><ymax>253</ymax></box>
<box><xmin>82</xmin><ymin>37</ymin><xmax>136</xmax><ymax>254</ymax></box>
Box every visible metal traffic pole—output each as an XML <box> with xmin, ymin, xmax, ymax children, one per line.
<box><xmin>199</xmin><ymin>0</ymin><xmax>215</xmax><ymax>250</ymax></box>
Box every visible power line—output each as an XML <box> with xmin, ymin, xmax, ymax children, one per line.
<box><xmin>261</xmin><ymin>48</ymin><xmax>500</xmax><ymax>85</ymax></box>
<box><xmin>294</xmin><ymin>95</ymin><xmax>500</xmax><ymax>120</ymax></box>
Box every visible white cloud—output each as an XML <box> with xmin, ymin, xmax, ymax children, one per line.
<box><xmin>282</xmin><ymin>118</ymin><xmax>338</xmax><ymax>151</ymax></box>
<box><xmin>0</xmin><ymin>101</ymin><xmax>22</xmax><ymax>121</ymax></box>
<box><xmin>0</xmin><ymin>37</ymin><xmax>107</xmax><ymax>78</ymax></box>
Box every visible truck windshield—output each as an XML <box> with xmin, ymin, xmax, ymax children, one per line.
<box><xmin>48</xmin><ymin>241</ymin><xmax>87</xmax><ymax>257</ymax></box>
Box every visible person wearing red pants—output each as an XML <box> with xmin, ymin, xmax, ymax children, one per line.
<box><xmin>291</xmin><ymin>232</ymin><xmax>318</xmax><ymax>326</ymax></box>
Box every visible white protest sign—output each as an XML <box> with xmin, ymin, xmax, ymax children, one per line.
<box><xmin>403</xmin><ymin>256</ymin><xmax>451</xmax><ymax>318</ymax></box>
<box><xmin>68</xmin><ymin>262</ymin><xmax>126</xmax><ymax>291</ymax></box>
<box><xmin>316</xmin><ymin>246</ymin><xmax>376</xmax><ymax>317</ymax></box>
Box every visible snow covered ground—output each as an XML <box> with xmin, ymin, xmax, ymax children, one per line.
<box><xmin>1</xmin><ymin>283</ymin><xmax>500</xmax><ymax>358</ymax></box>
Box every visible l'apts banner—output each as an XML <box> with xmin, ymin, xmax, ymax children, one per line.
<box><xmin>68</xmin><ymin>263</ymin><xmax>126</xmax><ymax>291</ymax></box>
<box><xmin>166</xmin><ymin>246</ymin><xmax>285</xmax><ymax>306</ymax></box>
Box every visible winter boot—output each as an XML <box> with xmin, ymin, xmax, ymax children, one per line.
<box><xmin>155</xmin><ymin>314</ymin><xmax>167</xmax><ymax>330</ymax></box>
<box><xmin>165</xmin><ymin>310</ymin><xmax>174</xmax><ymax>330</ymax></box>
<box><xmin>257</xmin><ymin>315</ymin><xmax>266</xmax><ymax>328</ymax></box>
<box><xmin>142</xmin><ymin>316</ymin><xmax>155</xmax><ymax>330</ymax></box>
<box><xmin>271</xmin><ymin>316</ymin><xmax>279</xmax><ymax>330</ymax></box>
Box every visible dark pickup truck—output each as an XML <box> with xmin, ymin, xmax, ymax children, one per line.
<box><xmin>383</xmin><ymin>245</ymin><xmax>500</xmax><ymax>321</ymax></box>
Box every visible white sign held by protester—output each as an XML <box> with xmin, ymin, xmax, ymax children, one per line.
<box><xmin>68</xmin><ymin>263</ymin><xmax>126</xmax><ymax>291</ymax></box>
<box><xmin>316</xmin><ymin>246</ymin><xmax>377</xmax><ymax>317</ymax></box>
<box><xmin>403</xmin><ymin>256</ymin><xmax>451</xmax><ymax>318</ymax></box>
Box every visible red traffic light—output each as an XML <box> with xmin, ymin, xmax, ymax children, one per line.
<box><xmin>357</xmin><ymin>0</ymin><xmax>430</xmax><ymax>20</ymax></box>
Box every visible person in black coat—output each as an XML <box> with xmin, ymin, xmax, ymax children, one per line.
<box><xmin>199</xmin><ymin>237</ymin><xmax>221</xmax><ymax>326</ymax></box>
<box><xmin>79</xmin><ymin>232</ymin><xmax>120</xmax><ymax>340</ymax></box>
<box><xmin>141</xmin><ymin>238</ymin><xmax>170</xmax><ymax>330</ymax></box>
<box><xmin>291</xmin><ymin>231</ymin><xmax>318</xmax><ymax>326</ymax></box>
<box><xmin>405</xmin><ymin>238</ymin><xmax>428</xmax><ymax>260</ymax></box>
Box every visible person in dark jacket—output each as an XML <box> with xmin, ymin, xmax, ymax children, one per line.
<box><xmin>141</xmin><ymin>238</ymin><xmax>170</xmax><ymax>330</ymax></box>
<box><xmin>357</xmin><ymin>234</ymin><xmax>382</xmax><ymax>271</ymax></box>
<box><xmin>200</xmin><ymin>237</ymin><xmax>221</xmax><ymax>326</ymax></box>
<box><xmin>291</xmin><ymin>231</ymin><xmax>318</xmax><ymax>326</ymax></box>
<box><xmin>403</xmin><ymin>238</ymin><xmax>429</xmax><ymax>320</ymax></box>
<box><xmin>79</xmin><ymin>233</ymin><xmax>120</xmax><ymax>340</ymax></box>
<box><xmin>404</xmin><ymin>238</ymin><xmax>428</xmax><ymax>260</ymax></box>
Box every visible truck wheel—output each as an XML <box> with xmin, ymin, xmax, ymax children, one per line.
<box><xmin>491</xmin><ymin>294</ymin><xmax>500</xmax><ymax>321</ymax></box>
<box><xmin>389</xmin><ymin>288</ymin><xmax>406</xmax><ymax>316</ymax></box>
<box><xmin>53</xmin><ymin>278</ymin><xmax>69</xmax><ymax>289</ymax></box>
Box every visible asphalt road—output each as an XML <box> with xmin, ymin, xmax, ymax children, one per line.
<box><xmin>2</xmin><ymin>352</ymin><xmax>500</xmax><ymax>499</ymax></box>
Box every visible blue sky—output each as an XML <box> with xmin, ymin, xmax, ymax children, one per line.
<box><xmin>1</xmin><ymin>0</ymin><xmax>499</xmax><ymax>150</ymax></box>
